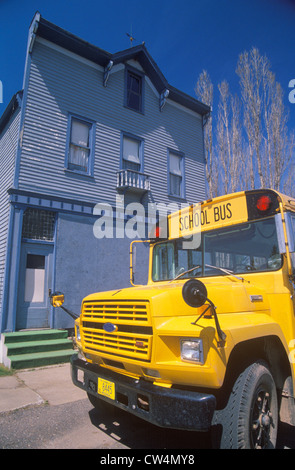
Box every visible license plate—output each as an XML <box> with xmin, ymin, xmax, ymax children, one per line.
<box><xmin>97</xmin><ymin>378</ymin><xmax>115</xmax><ymax>400</ymax></box>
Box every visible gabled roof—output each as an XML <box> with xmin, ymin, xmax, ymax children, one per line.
<box><xmin>0</xmin><ymin>13</ymin><xmax>210</xmax><ymax>135</ymax></box>
<box><xmin>37</xmin><ymin>16</ymin><xmax>111</xmax><ymax>68</ymax></box>
<box><xmin>35</xmin><ymin>14</ymin><xmax>210</xmax><ymax>117</ymax></box>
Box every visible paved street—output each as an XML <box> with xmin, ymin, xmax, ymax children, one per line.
<box><xmin>0</xmin><ymin>363</ymin><xmax>294</xmax><ymax>449</ymax></box>
<box><xmin>0</xmin><ymin>363</ymin><xmax>211</xmax><ymax>449</ymax></box>
<box><xmin>0</xmin><ymin>396</ymin><xmax>212</xmax><ymax>449</ymax></box>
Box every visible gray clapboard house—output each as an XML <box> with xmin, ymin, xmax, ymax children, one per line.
<box><xmin>0</xmin><ymin>12</ymin><xmax>210</xmax><ymax>337</ymax></box>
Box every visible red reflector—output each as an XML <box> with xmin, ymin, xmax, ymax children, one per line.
<box><xmin>256</xmin><ymin>195</ymin><xmax>272</xmax><ymax>211</ymax></box>
<box><xmin>154</xmin><ymin>226</ymin><xmax>161</xmax><ymax>238</ymax></box>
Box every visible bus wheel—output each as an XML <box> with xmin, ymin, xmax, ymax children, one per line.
<box><xmin>214</xmin><ymin>361</ymin><xmax>278</xmax><ymax>449</ymax></box>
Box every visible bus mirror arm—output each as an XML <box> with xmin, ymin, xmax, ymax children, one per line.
<box><xmin>182</xmin><ymin>279</ymin><xmax>226</xmax><ymax>347</ymax></box>
<box><xmin>59</xmin><ymin>305</ymin><xmax>80</xmax><ymax>320</ymax></box>
<box><xmin>191</xmin><ymin>298</ymin><xmax>227</xmax><ymax>347</ymax></box>
<box><xmin>206</xmin><ymin>299</ymin><xmax>227</xmax><ymax>347</ymax></box>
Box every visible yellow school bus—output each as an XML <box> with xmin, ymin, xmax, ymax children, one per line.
<box><xmin>52</xmin><ymin>189</ymin><xmax>295</xmax><ymax>449</ymax></box>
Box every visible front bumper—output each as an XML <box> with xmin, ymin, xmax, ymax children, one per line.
<box><xmin>71</xmin><ymin>355</ymin><xmax>216</xmax><ymax>432</ymax></box>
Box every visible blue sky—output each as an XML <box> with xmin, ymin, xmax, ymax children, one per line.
<box><xmin>1</xmin><ymin>0</ymin><xmax>295</xmax><ymax>129</ymax></box>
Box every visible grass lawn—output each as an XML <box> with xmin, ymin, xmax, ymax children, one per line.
<box><xmin>0</xmin><ymin>363</ymin><xmax>15</xmax><ymax>376</ymax></box>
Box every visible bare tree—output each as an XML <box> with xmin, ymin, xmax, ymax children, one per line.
<box><xmin>236</xmin><ymin>48</ymin><xmax>267</xmax><ymax>188</ymax></box>
<box><xmin>216</xmin><ymin>81</ymin><xmax>243</xmax><ymax>194</ymax></box>
<box><xmin>195</xmin><ymin>71</ymin><xmax>219</xmax><ymax>197</ymax></box>
<box><xmin>236</xmin><ymin>47</ymin><xmax>294</xmax><ymax>193</ymax></box>
<box><xmin>195</xmin><ymin>47</ymin><xmax>295</xmax><ymax>198</ymax></box>
<box><xmin>283</xmin><ymin>158</ymin><xmax>295</xmax><ymax>196</ymax></box>
<box><xmin>265</xmin><ymin>82</ymin><xmax>294</xmax><ymax>191</ymax></box>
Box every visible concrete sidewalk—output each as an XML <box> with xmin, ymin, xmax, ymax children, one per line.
<box><xmin>0</xmin><ymin>362</ymin><xmax>86</xmax><ymax>414</ymax></box>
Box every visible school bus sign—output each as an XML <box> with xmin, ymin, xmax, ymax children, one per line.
<box><xmin>169</xmin><ymin>192</ymin><xmax>249</xmax><ymax>239</ymax></box>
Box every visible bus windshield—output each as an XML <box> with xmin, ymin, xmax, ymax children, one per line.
<box><xmin>152</xmin><ymin>217</ymin><xmax>282</xmax><ymax>282</ymax></box>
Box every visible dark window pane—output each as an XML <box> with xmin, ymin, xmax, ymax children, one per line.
<box><xmin>26</xmin><ymin>254</ymin><xmax>45</xmax><ymax>269</ymax></box>
<box><xmin>127</xmin><ymin>71</ymin><xmax>142</xmax><ymax>111</ymax></box>
<box><xmin>127</xmin><ymin>93</ymin><xmax>140</xmax><ymax>110</ymax></box>
<box><xmin>129</xmin><ymin>75</ymin><xmax>140</xmax><ymax>92</ymax></box>
<box><xmin>22</xmin><ymin>209</ymin><xmax>55</xmax><ymax>241</ymax></box>
<box><xmin>122</xmin><ymin>159</ymin><xmax>141</xmax><ymax>172</ymax></box>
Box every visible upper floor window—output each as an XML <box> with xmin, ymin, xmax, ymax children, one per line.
<box><xmin>122</xmin><ymin>135</ymin><xmax>142</xmax><ymax>172</ymax></box>
<box><xmin>66</xmin><ymin>115</ymin><xmax>95</xmax><ymax>175</ymax></box>
<box><xmin>117</xmin><ymin>133</ymin><xmax>150</xmax><ymax>192</ymax></box>
<box><xmin>125</xmin><ymin>67</ymin><xmax>144</xmax><ymax>113</ymax></box>
<box><xmin>168</xmin><ymin>150</ymin><xmax>185</xmax><ymax>199</ymax></box>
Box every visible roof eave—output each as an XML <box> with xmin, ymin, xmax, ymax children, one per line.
<box><xmin>0</xmin><ymin>91</ymin><xmax>23</xmax><ymax>136</ymax></box>
<box><xmin>35</xmin><ymin>15</ymin><xmax>210</xmax><ymax>116</ymax></box>
<box><xmin>38</xmin><ymin>17</ymin><xmax>111</xmax><ymax>67</ymax></box>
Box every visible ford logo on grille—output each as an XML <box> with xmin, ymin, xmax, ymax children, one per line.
<box><xmin>103</xmin><ymin>322</ymin><xmax>118</xmax><ymax>333</ymax></box>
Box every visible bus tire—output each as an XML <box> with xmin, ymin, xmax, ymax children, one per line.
<box><xmin>213</xmin><ymin>361</ymin><xmax>278</xmax><ymax>449</ymax></box>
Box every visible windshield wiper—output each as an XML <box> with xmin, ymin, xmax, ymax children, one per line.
<box><xmin>172</xmin><ymin>265</ymin><xmax>201</xmax><ymax>281</ymax></box>
<box><xmin>205</xmin><ymin>264</ymin><xmax>246</xmax><ymax>282</ymax></box>
<box><xmin>172</xmin><ymin>264</ymin><xmax>246</xmax><ymax>282</ymax></box>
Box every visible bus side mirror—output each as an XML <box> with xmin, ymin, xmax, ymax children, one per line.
<box><xmin>182</xmin><ymin>279</ymin><xmax>208</xmax><ymax>308</ymax></box>
<box><xmin>50</xmin><ymin>292</ymin><xmax>65</xmax><ymax>308</ymax></box>
<box><xmin>49</xmin><ymin>291</ymin><xmax>79</xmax><ymax>319</ymax></box>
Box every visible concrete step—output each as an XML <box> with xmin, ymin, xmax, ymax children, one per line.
<box><xmin>3</xmin><ymin>329</ymin><xmax>68</xmax><ymax>344</ymax></box>
<box><xmin>8</xmin><ymin>349</ymin><xmax>77</xmax><ymax>370</ymax></box>
<box><xmin>1</xmin><ymin>329</ymin><xmax>77</xmax><ymax>369</ymax></box>
<box><xmin>5</xmin><ymin>339</ymin><xmax>74</xmax><ymax>356</ymax></box>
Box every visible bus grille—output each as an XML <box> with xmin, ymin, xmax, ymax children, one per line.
<box><xmin>81</xmin><ymin>300</ymin><xmax>152</xmax><ymax>362</ymax></box>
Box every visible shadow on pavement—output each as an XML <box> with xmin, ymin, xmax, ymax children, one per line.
<box><xmin>88</xmin><ymin>401</ymin><xmax>295</xmax><ymax>450</ymax></box>
<box><xmin>88</xmin><ymin>402</ymin><xmax>211</xmax><ymax>449</ymax></box>
<box><xmin>276</xmin><ymin>422</ymin><xmax>295</xmax><ymax>449</ymax></box>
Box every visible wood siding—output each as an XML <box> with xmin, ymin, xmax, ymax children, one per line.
<box><xmin>0</xmin><ymin>109</ymin><xmax>20</xmax><ymax>310</ymax></box>
<box><xmin>19</xmin><ymin>39</ymin><xmax>205</xmax><ymax>208</ymax></box>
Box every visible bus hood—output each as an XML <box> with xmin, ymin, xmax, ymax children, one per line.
<box><xmin>83</xmin><ymin>278</ymin><xmax>270</xmax><ymax>318</ymax></box>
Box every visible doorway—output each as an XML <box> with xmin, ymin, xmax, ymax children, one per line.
<box><xmin>17</xmin><ymin>242</ymin><xmax>54</xmax><ymax>330</ymax></box>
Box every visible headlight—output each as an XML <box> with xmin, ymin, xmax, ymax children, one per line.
<box><xmin>76</xmin><ymin>323</ymin><xmax>81</xmax><ymax>341</ymax></box>
<box><xmin>181</xmin><ymin>339</ymin><xmax>204</xmax><ymax>364</ymax></box>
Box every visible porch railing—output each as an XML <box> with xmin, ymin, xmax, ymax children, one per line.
<box><xmin>116</xmin><ymin>169</ymin><xmax>151</xmax><ymax>192</ymax></box>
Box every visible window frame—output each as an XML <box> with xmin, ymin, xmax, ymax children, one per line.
<box><xmin>22</xmin><ymin>208</ymin><xmax>56</xmax><ymax>242</ymax></box>
<box><xmin>120</xmin><ymin>132</ymin><xmax>144</xmax><ymax>173</ymax></box>
<box><xmin>167</xmin><ymin>149</ymin><xmax>186</xmax><ymax>200</ymax></box>
<box><xmin>124</xmin><ymin>66</ymin><xmax>145</xmax><ymax>114</ymax></box>
<box><xmin>285</xmin><ymin>212</ymin><xmax>295</xmax><ymax>252</ymax></box>
<box><xmin>65</xmin><ymin>114</ymin><xmax>95</xmax><ymax>177</ymax></box>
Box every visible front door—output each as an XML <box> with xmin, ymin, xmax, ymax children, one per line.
<box><xmin>17</xmin><ymin>243</ymin><xmax>54</xmax><ymax>330</ymax></box>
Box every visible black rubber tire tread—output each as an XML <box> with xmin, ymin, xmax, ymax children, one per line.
<box><xmin>213</xmin><ymin>361</ymin><xmax>278</xmax><ymax>449</ymax></box>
